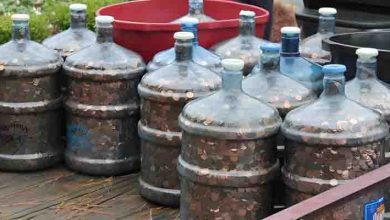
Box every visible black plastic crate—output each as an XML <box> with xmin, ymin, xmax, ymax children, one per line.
<box><xmin>303</xmin><ymin>0</ymin><xmax>390</xmax><ymax>13</ymax></box>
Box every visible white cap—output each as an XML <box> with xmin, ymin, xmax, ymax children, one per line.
<box><xmin>95</xmin><ymin>16</ymin><xmax>114</xmax><ymax>24</ymax></box>
<box><xmin>319</xmin><ymin>7</ymin><xmax>337</xmax><ymax>16</ymax></box>
<box><xmin>70</xmin><ymin>4</ymin><xmax>87</xmax><ymax>11</ymax></box>
<box><xmin>281</xmin><ymin>26</ymin><xmax>301</xmax><ymax>34</ymax></box>
<box><xmin>180</xmin><ymin>17</ymin><xmax>199</xmax><ymax>25</ymax></box>
<box><xmin>240</xmin><ymin>10</ymin><xmax>256</xmax><ymax>17</ymax></box>
<box><xmin>174</xmin><ymin>32</ymin><xmax>194</xmax><ymax>40</ymax></box>
<box><xmin>356</xmin><ymin>48</ymin><xmax>379</xmax><ymax>60</ymax></box>
<box><xmin>11</xmin><ymin>14</ymin><xmax>30</xmax><ymax>21</ymax></box>
<box><xmin>222</xmin><ymin>59</ymin><xmax>244</xmax><ymax>71</ymax></box>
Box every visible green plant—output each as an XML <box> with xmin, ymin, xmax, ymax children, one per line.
<box><xmin>30</xmin><ymin>14</ymin><xmax>52</xmax><ymax>42</ymax></box>
<box><xmin>0</xmin><ymin>0</ymin><xmax>34</xmax><ymax>15</ymax></box>
<box><xmin>42</xmin><ymin>0</ymin><xmax>70</xmax><ymax>32</ymax></box>
<box><xmin>0</xmin><ymin>0</ymin><xmax>125</xmax><ymax>44</ymax></box>
<box><xmin>0</xmin><ymin>16</ymin><xmax>11</xmax><ymax>44</ymax></box>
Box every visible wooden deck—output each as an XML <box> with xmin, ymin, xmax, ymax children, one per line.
<box><xmin>0</xmin><ymin>167</ymin><xmax>179</xmax><ymax>220</ymax></box>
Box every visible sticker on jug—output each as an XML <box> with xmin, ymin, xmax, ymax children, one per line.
<box><xmin>0</xmin><ymin>122</ymin><xmax>29</xmax><ymax>146</ymax></box>
<box><xmin>67</xmin><ymin>124</ymin><xmax>92</xmax><ymax>149</ymax></box>
<box><xmin>364</xmin><ymin>196</ymin><xmax>385</xmax><ymax>220</ymax></box>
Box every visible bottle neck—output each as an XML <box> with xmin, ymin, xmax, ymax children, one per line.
<box><xmin>175</xmin><ymin>39</ymin><xmax>193</xmax><ymax>62</ymax></box>
<box><xmin>12</xmin><ymin>20</ymin><xmax>30</xmax><ymax>41</ymax></box>
<box><xmin>96</xmin><ymin>24</ymin><xmax>113</xmax><ymax>44</ymax></box>
<box><xmin>189</xmin><ymin>0</ymin><xmax>205</xmax><ymax>16</ymax></box>
<box><xmin>318</xmin><ymin>15</ymin><xmax>336</xmax><ymax>36</ymax></box>
<box><xmin>239</xmin><ymin>19</ymin><xmax>255</xmax><ymax>36</ymax></box>
<box><xmin>260</xmin><ymin>53</ymin><xmax>280</xmax><ymax>72</ymax></box>
<box><xmin>222</xmin><ymin>70</ymin><xmax>243</xmax><ymax>92</ymax></box>
<box><xmin>321</xmin><ymin>74</ymin><xmax>345</xmax><ymax>98</ymax></box>
<box><xmin>281</xmin><ymin>34</ymin><xmax>299</xmax><ymax>57</ymax></box>
<box><xmin>70</xmin><ymin>10</ymin><xmax>87</xmax><ymax>29</ymax></box>
<box><xmin>181</xmin><ymin>24</ymin><xmax>199</xmax><ymax>46</ymax></box>
<box><xmin>356</xmin><ymin>58</ymin><xmax>377</xmax><ymax>80</ymax></box>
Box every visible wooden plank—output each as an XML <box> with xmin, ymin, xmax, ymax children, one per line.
<box><xmin>1</xmin><ymin>173</ymin><xmax>127</xmax><ymax>219</ymax></box>
<box><xmin>82</xmin><ymin>192</ymin><xmax>179</xmax><ymax>220</ymax></box>
<box><xmin>118</xmin><ymin>207</ymin><xmax>179</xmax><ymax>220</ymax></box>
<box><xmin>40</xmin><ymin>174</ymin><xmax>179</xmax><ymax>220</ymax></box>
<box><xmin>23</xmin><ymin>174</ymin><xmax>139</xmax><ymax>220</ymax></box>
<box><xmin>87</xmin><ymin>188</ymin><xmax>179</xmax><ymax>220</ymax></box>
<box><xmin>0</xmin><ymin>167</ymin><xmax>179</xmax><ymax>220</ymax></box>
<box><xmin>0</xmin><ymin>167</ymin><xmax>73</xmax><ymax>199</ymax></box>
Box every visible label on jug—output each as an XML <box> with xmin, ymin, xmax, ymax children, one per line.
<box><xmin>364</xmin><ymin>196</ymin><xmax>384</xmax><ymax>220</ymax></box>
<box><xmin>67</xmin><ymin>124</ymin><xmax>92</xmax><ymax>149</ymax></box>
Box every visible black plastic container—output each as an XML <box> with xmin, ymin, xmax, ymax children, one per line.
<box><xmin>296</xmin><ymin>7</ymin><xmax>390</xmax><ymax>38</ymax></box>
<box><xmin>323</xmin><ymin>31</ymin><xmax>390</xmax><ymax>83</ymax></box>
<box><xmin>303</xmin><ymin>0</ymin><xmax>390</xmax><ymax>13</ymax></box>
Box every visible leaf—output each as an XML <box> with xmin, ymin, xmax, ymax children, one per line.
<box><xmin>0</xmin><ymin>0</ymin><xmax>126</xmax><ymax>44</ymax></box>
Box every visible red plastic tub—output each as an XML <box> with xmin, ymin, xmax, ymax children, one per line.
<box><xmin>97</xmin><ymin>0</ymin><xmax>269</xmax><ymax>61</ymax></box>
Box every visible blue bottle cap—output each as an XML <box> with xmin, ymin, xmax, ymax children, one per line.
<box><xmin>322</xmin><ymin>64</ymin><xmax>347</xmax><ymax>75</ymax></box>
<box><xmin>260</xmin><ymin>43</ymin><xmax>281</xmax><ymax>53</ymax></box>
